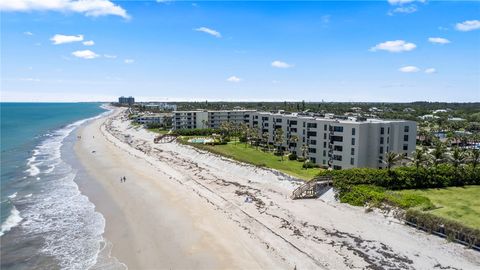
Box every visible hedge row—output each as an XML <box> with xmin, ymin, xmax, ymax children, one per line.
<box><xmin>319</xmin><ymin>164</ymin><xmax>480</xmax><ymax>192</ymax></box>
<box><xmin>404</xmin><ymin>209</ymin><xmax>480</xmax><ymax>249</ymax></box>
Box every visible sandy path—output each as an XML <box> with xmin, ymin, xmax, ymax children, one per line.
<box><xmin>75</xmin><ymin>109</ymin><xmax>286</xmax><ymax>269</ymax></box>
<box><xmin>77</xmin><ymin>108</ymin><xmax>480</xmax><ymax>270</ymax></box>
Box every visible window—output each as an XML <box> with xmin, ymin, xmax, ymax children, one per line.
<box><xmin>379</xmin><ymin>156</ymin><xmax>383</xmax><ymax>163</ymax></box>
<box><xmin>333</xmin><ymin>145</ymin><xmax>343</xmax><ymax>151</ymax></box>
<box><xmin>264</xmin><ymin>123</ymin><xmax>269</xmax><ymax>127</ymax></box>
<box><xmin>290</xmin><ymin>120</ymin><xmax>297</xmax><ymax>125</ymax></box>
<box><xmin>387</xmin><ymin>137</ymin><xmax>390</xmax><ymax>144</ymax></box>
<box><xmin>310</xmin><ymin>157</ymin><xmax>316</xmax><ymax>163</ymax></box>
<box><xmin>333</xmin><ymin>165</ymin><xmax>342</xmax><ymax>170</ymax></box>
<box><xmin>380</xmin><ymin>127</ymin><xmax>384</xmax><ymax>135</ymax></box>
<box><xmin>323</xmin><ymin>150</ymin><xmax>326</xmax><ymax>157</ymax></box>
<box><xmin>324</xmin><ymin>133</ymin><xmax>327</xmax><ymax>139</ymax></box>
<box><xmin>380</xmin><ymin>137</ymin><xmax>384</xmax><ymax>144</ymax></box>
<box><xmin>308</xmin><ymin>148</ymin><xmax>316</xmax><ymax>153</ymax></box>
<box><xmin>403</xmin><ymin>144</ymin><xmax>408</xmax><ymax>151</ymax></box>
<box><xmin>310</xmin><ymin>140</ymin><xmax>317</xmax><ymax>145</ymax></box>
<box><xmin>324</xmin><ymin>124</ymin><xmax>327</xmax><ymax>131</ymax></box>
<box><xmin>379</xmin><ymin>146</ymin><xmax>384</xmax><ymax>153</ymax></box>
<box><xmin>333</xmin><ymin>155</ymin><xmax>342</xmax><ymax>161</ymax></box>
<box><xmin>307</xmin><ymin>131</ymin><xmax>317</xmax><ymax>137</ymax></box>
<box><xmin>323</xmin><ymin>160</ymin><xmax>326</xmax><ymax>165</ymax></box>
<box><xmin>352</xmin><ymin>128</ymin><xmax>356</xmax><ymax>136</ymax></box>
<box><xmin>332</xmin><ymin>136</ymin><xmax>343</xmax><ymax>142</ymax></box>
<box><xmin>351</xmin><ymin>138</ymin><xmax>355</xmax><ymax>145</ymax></box>
<box><xmin>404</xmin><ymin>135</ymin><xmax>409</xmax><ymax>142</ymax></box>
<box><xmin>350</xmin><ymin>158</ymin><xmax>354</xmax><ymax>165</ymax></box>
<box><xmin>351</xmin><ymin>148</ymin><xmax>355</xmax><ymax>155</ymax></box>
<box><xmin>323</xmin><ymin>142</ymin><xmax>327</xmax><ymax>148</ymax></box>
<box><xmin>262</xmin><ymin>117</ymin><xmax>268</xmax><ymax>121</ymax></box>
<box><xmin>333</xmin><ymin>126</ymin><xmax>343</xmax><ymax>132</ymax></box>
<box><xmin>388</xmin><ymin>127</ymin><xmax>390</xmax><ymax>134</ymax></box>
<box><xmin>276</xmin><ymin>118</ymin><xmax>282</xmax><ymax>123</ymax></box>
<box><xmin>291</xmin><ymin>128</ymin><xmax>297</xmax><ymax>132</ymax></box>
<box><xmin>404</xmin><ymin>126</ymin><xmax>409</xmax><ymax>132</ymax></box>
<box><xmin>307</xmin><ymin>123</ymin><xmax>317</xmax><ymax>128</ymax></box>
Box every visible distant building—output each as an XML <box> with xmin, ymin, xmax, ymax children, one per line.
<box><xmin>433</xmin><ymin>109</ymin><xmax>448</xmax><ymax>114</ymax></box>
<box><xmin>143</xmin><ymin>103</ymin><xmax>177</xmax><ymax>111</ymax></box>
<box><xmin>118</xmin><ymin>96</ymin><xmax>135</xmax><ymax>106</ymax></box>
<box><xmin>403</xmin><ymin>107</ymin><xmax>415</xmax><ymax>113</ymax></box>
<box><xmin>419</xmin><ymin>114</ymin><xmax>439</xmax><ymax>120</ymax></box>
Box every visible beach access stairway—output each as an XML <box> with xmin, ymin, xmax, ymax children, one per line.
<box><xmin>154</xmin><ymin>134</ymin><xmax>178</xmax><ymax>143</ymax></box>
<box><xmin>291</xmin><ymin>176</ymin><xmax>333</xmax><ymax>200</ymax></box>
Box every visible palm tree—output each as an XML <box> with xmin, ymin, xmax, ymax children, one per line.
<box><xmin>301</xmin><ymin>144</ymin><xmax>309</xmax><ymax>167</ymax></box>
<box><xmin>289</xmin><ymin>135</ymin><xmax>299</xmax><ymax>154</ymax></box>
<box><xmin>274</xmin><ymin>128</ymin><xmax>285</xmax><ymax>160</ymax></box>
<box><xmin>468</xmin><ymin>149</ymin><xmax>480</xmax><ymax>169</ymax></box>
<box><xmin>381</xmin><ymin>152</ymin><xmax>404</xmax><ymax>172</ymax></box>
<box><xmin>409</xmin><ymin>148</ymin><xmax>427</xmax><ymax>171</ymax></box>
<box><xmin>429</xmin><ymin>141</ymin><xmax>447</xmax><ymax>167</ymax></box>
<box><xmin>448</xmin><ymin>147</ymin><xmax>467</xmax><ymax>171</ymax></box>
<box><xmin>262</xmin><ymin>132</ymin><xmax>269</xmax><ymax>151</ymax></box>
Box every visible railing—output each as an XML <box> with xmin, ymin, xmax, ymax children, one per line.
<box><xmin>291</xmin><ymin>176</ymin><xmax>333</xmax><ymax>200</ymax></box>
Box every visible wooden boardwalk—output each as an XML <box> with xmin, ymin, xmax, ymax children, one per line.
<box><xmin>154</xmin><ymin>134</ymin><xmax>178</xmax><ymax>144</ymax></box>
<box><xmin>291</xmin><ymin>176</ymin><xmax>333</xmax><ymax>200</ymax></box>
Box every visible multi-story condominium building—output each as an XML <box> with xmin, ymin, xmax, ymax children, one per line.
<box><xmin>251</xmin><ymin>112</ymin><xmax>416</xmax><ymax>170</ymax></box>
<box><xmin>173</xmin><ymin>110</ymin><xmax>254</xmax><ymax>129</ymax></box>
<box><xmin>173</xmin><ymin>110</ymin><xmax>417</xmax><ymax>170</ymax></box>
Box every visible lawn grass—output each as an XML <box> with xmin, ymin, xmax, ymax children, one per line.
<box><xmin>398</xmin><ymin>186</ymin><xmax>480</xmax><ymax>229</ymax></box>
<box><xmin>189</xmin><ymin>141</ymin><xmax>321</xmax><ymax>180</ymax></box>
<box><xmin>146</xmin><ymin>128</ymin><xmax>169</xmax><ymax>135</ymax></box>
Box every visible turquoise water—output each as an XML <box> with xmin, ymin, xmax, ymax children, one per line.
<box><xmin>0</xmin><ymin>103</ymin><xmax>108</xmax><ymax>269</ymax></box>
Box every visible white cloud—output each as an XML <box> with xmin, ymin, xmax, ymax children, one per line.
<box><xmin>370</xmin><ymin>40</ymin><xmax>416</xmax><ymax>53</ymax></box>
<box><xmin>226</xmin><ymin>76</ymin><xmax>241</xmax><ymax>83</ymax></box>
<box><xmin>455</xmin><ymin>20</ymin><xmax>480</xmax><ymax>32</ymax></box>
<box><xmin>390</xmin><ymin>5</ymin><xmax>417</xmax><ymax>14</ymax></box>
<box><xmin>425</xmin><ymin>68</ymin><xmax>436</xmax><ymax>74</ymax></box>
<box><xmin>271</xmin><ymin>60</ymin><xmax>293</xmax><ymax>68</ymax></box>
<box><xmin>428</xmin><ymin>37</ymin><xmax>450</xmax><ymax>44</ymax></box>
<box><xmin>387</xmin><ymin>0</ymin><xmax>424</xmax><ymax>5</ymax></box>
<box><xmin>0</xmin><ymin>0</ymin><xmax>130</xmax><ymax>19</ymax></box>
<box><xmin>104</xmin><ymin>54</ymin><xmax>117</xmax><ymax>59</ymax></box>
<box><xmin>51</xmin><ymin>34</ymin><xmax>83</xmax><ymax>45</ymax></box>
<box><xmin>194</xmin><ymin>27</ymin><xmax>221</xmax><ymax>38</ymax></box>
<box><xmin>83</xmin><ymin>40</ymin><xmax>95</xmax><ymax>46</ymax></box>
<box><xmin>399</xmin><ymin>66</ymin><xmax>420</xmax><ymax>73</ymax></box>
<box><xmin>24</xmin><ymin>31</ymin><xmax>33</xmax><ymax>36</ymax></box>
<box><xmin>72</xmin><ymin>50</ymin><xmax>99</xmax><ymax>59</ymax></box>
<box><xmin>124</xmin><ymin>59</ymin><xmax>134</xmax><ymax>64</ymax></box>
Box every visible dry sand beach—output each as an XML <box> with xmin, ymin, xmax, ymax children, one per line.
<box><xmin>75</xmin><ymin>108</ymin><xmax>480</xmax><ymax>269</ymax></box>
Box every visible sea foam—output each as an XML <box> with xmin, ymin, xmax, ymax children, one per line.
<box><xmin>0</xmin><ymin>206</ymin><xmax>23</xmax><ymax>237</ymax></box>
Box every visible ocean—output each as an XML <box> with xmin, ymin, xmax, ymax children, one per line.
<box><xmin>0</xmin><ymin>103</ymin><xmax>118</xmax><ymax>269</ymax></box>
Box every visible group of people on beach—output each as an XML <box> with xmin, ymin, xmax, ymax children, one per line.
<box><xmin>120</xmin><ymin>176</ymin><xmax>127</xmax><ymax>183</ymax></box>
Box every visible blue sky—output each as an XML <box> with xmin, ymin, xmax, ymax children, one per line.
<box><xmin>1</xmin><ymin>0</ymin><xmax>479</xmax><ymax>102</ymax></box>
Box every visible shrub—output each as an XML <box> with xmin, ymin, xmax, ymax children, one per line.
<box><xmin>302</xmin><ymin>161</ymin><xmax>319</xmax><ymax>169</ymax></box>
<box><xmin>288</xmin><ymin>153</ymin><xmax>298</xmax><ymax>160</ymax></box>
<box><xmin>338</xmin><ymin>185</ymin><xmax>434</xmax><ymax>210</ymax></box>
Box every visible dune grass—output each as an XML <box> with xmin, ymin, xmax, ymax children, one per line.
<box><xmin>189</xmin><ymin>141</ymin><xmax>321</xmax><ymax>180</ymax></box>
<box><xmin>398</xmin><ymin>186</ymin><xmax>480</xmax><ymax>229</ymax></box>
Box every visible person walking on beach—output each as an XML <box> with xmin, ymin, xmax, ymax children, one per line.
<box><xmin>123</xmin><ymin>176</ymin><xmax>126</xmax><ymax>183</ymax></box>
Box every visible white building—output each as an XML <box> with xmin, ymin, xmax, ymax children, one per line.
<box><xmin>173</xmin><ymin>110</ymin><xmax>254</xmax><ymax>129</ymax></box>
<box><xmin>173</xmin><ymin>110</ymin><xmax>417</xmax><ymax>170</ymax></box>
<box><xmin>136</xmin><ymin>113</ymin><xmax>171</xmax><ymax>126</ymax></box>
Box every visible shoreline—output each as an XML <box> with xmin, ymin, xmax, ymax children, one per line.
<box><xmin>73</xmin><ymin>108</ymin><xmax>283</xmax><ymax>269</ymax></box>
<box><xmin>74</xmin><ymin>107</ymin><xmax>480</xmax><ymax>269</ymax></box>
